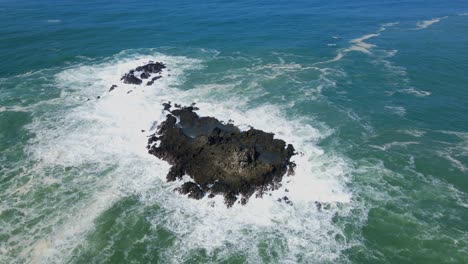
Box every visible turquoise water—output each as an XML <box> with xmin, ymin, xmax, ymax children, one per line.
<box><xmin>1</xmin><ymin>1</ymin><xmax>467</xmax><ymax>263</ymax></box>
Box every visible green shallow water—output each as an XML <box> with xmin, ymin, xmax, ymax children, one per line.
<box><xmin>1</xmin><ymin>1</ymin><xmax>468</xmax><ymax>263</ymax></box>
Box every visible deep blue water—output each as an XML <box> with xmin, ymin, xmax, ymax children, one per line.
<box><xmin>1</xmin><ymin>1</ymin><xmax>467</xmax><ymax>263</ymax></box>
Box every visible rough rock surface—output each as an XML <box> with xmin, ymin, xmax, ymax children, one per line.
<box><xmin>147</xmin><ymin>103</ymin><xmax>296</xmax><ymax>207</ymax></box>
<box><xmin>121</xmin><ymin>61</ymin><xmax>166</xmax><ymax>85</ymax></box>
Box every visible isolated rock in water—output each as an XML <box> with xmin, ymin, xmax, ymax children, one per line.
<box><xmin>120</xmin><ymin>61</ymin><xmax>166</xmax><ymax>85</ymax></box>
<box><xmin>109</xmin><ymin>84</ymin><xmax>118</xmax><ymax>92</ymax></box>
<box><xmin>147</xmin><ymin>103</ymin><xmax>296</xmax><ymax>207</ymax></box>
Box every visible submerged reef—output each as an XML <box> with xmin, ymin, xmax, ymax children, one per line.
<box><xmin>147</xmin><ymin>103</ymin><xmax>296</xmax><ymax>207</ymax></box>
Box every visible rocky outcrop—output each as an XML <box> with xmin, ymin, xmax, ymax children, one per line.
<box><xmin>147</xmin><ymin>103</ymin><xmax>296</xmax><ymax>207</ymax></box>
<box><xmin>121</xmin><ymin>61</ymin><xmax>166</xmax><ymax>85</ymax></box>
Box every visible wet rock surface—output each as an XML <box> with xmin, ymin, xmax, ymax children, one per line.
<box><xmin>109</xmin><ymin>84</ymin><xmax>118</xmax><ymax>92</ymax></box>
<box><xmin>147</xmin><ymin>103</ymin><xmax>296</xmax><ymax>207</ymax></box>
<box><xmin>121</xmin><ymin>61</ymin><xmax>166</xmax><ymax>85</ymax></box>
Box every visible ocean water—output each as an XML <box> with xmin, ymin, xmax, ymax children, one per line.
<box><xmin>1</xmin><ymin>0</ymin><xmax>467</xmax><ymax>263</ymax></box>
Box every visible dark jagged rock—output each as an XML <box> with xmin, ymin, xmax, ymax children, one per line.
<box><xmin>277</xmin><ymin>196</ymin><xmax>293</xmax><ymax>206</ymax></box>
<box><xmin>140</xmin><ymin>72</ymin><xmax>150</xmax><ymax>79</ymax></box>
<box><xmin>162</xmin><ymin>102</ymin><xmax>171</xmax><ymax>111</ymax></box>
<box><xmin>121</xmin><ymin>61</ymin><xmax>166</xmax><ymax>85</ymax></box>
<box><xmin>175</xmin><ymin>182</ymin><xmax>205</xmax><ymax>200</ymax></box>
<box><xmin>315</xmin><ymin>201</ymin><xmax>322</xmax><ymax>211</ymax></box>
<box><xmin>135</xmin><ymin>61</ymin><xmax>166</xmax><ymax>74</ymax></box>
<box><xmin>109</xmin><ymin>84</ymin><xmax>118</xmax><ymax>92</ymax></box>
<box><xmin>283</xmin><ymin>196</ymin><xmax>293</xmax><ymax>206</ymax></box>
<box><xmin>146</xmin><ymin>76</ymin><xmax>162</xmax><ymax>86</ymax></box>
<box><xmin>147</xmin><ymin>103</ymin><xmax>296</xmax><ymax>207</ymax></box>
<box><xmin>121</xmin><ymin>73</ymin><xmax>142</xmax><ymax>85</ymax></box>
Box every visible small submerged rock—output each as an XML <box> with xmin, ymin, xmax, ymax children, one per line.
<box><xmin>147</xmin><ymin>102</ymin><xmax>296</xmax><ymax>207</ymax></box>
<box><xmin>277</xmin><ymin>196</ymin><xmax>293</xmax><ymax>206</ymax></box>
<box><xmin>121</xmin><ymin>61</ymin><xmax>166</xmax><ymax>85</ymax></box>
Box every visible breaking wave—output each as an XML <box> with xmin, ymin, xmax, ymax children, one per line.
<box><xmin>415</xmin><ymin>16</ymin><xmax>448</xmax><ymax>29</ymax></box>
<box><xmin>1</xmin><ymin>50</ymin><xmax>359</xmax><ymax>263</ymax></box>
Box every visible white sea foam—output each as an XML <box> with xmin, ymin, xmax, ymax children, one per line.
<box><xmin>415</xmin><ymin>17</ymin><xmax>448</xmax><ymax>29</ymax></box>
<box><xmin>441</xmin><ymin>153</ymin><xmax>466</xmax><ymax>172</ymax></box>
<box><xmin>434</xmin><ymin>130</ymin><xmax>468</xmax><ymax>173</ymax></box>
<box><xmin>322</xmin><ymin>52</ymin><xmax>345</xmax><ymax>64</ymax></box>
<box><xmin>385</xmin><ymin>105</ymin><xmax>406</xmax><ymax>116</ymax></box>
<box><xmin>398</xmin><ymin>88</ymin><xmax>431</xmax><ymax>97</ymax></box>
<box><xmin>400</xmin><ymin>129</ymin><xmax>426</xmax><ymax>137</ymax></box>
<box><xmin>380</xmin><ymin>22</ymin><xmax>400</xmax><ymax>28</ymax></box>
<box><xmin>0</xmin><ymin>101</ymin><xmax>57</xmax><ymax>113</ymax></box>
<box><xmin>3</xmin><ymin>52</ymin><xmax>201</xmax><ymax>263</ymax></box>
<box><xmin>14</xmin><ymin>50</ymin><xmax>355</xmax><ymax>263</ymax></box>
<box><xmin>317</xmin><ymin>22</ymin><xmax>398</xmax><ymax>64</ymax></box>
<box><xmin>46</xmin><ymin>19</ymin><xmax>62</xmax><ymax>23</ymax></box>
<box><xmin>347</xmin><ymin>33</ymin><xmax>380</xmax><ymax>54</ymax></box>
<box><xmin>304</xmin><ymin>66</ymin><xmax>345</xmax><ymax>98</ymax></box>
<box><xmin>370</xmin><ymin>141</ymin><xmax>420</xmax><ymax>151</ymax></box>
